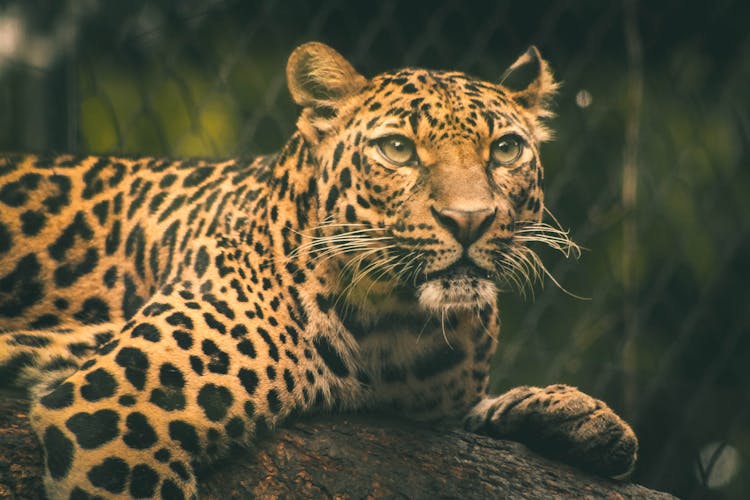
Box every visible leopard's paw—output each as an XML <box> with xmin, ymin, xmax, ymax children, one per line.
<box><xmin>465</xmin><ymin>385</ymin><xmax>638</xmax><ymax>478</ymax></box>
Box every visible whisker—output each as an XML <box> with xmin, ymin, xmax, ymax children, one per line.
<box><xmin>288</xmin><ymin>224</ymin><xmax>388</xmax><ymax>239</ymax></box>
<box><xmin>489</xmin><ymin>211</ymin><xmax>586</xmax><ymax>300</ymax></box>
<box><xmin>497</xmin><ymin>251</ymin><xmax>533</xmax><ymax>298</ymax></box>
<box><xmin>359</xmin><ymin>252</ymin><xmax>404</xmax><ymax>299</ymax></box>
<box><xmin>302</xmin><ymin>240</ymin><xmax>381</xmax><ymax>259</ymax></box>
<box><xmin>292</xmin><ymin>234</ymin><xmax>393</xmax><ymax>255</ymax></box>
<box><xmin>334</xmin><ymin>246</ymin><xmax>398</xmax><ymax>308</ymax></box>
<box><xmin>525</xmin><ymin>249</ymin><xmax>590</xmax><ymax>301</ymax></box>
<box><xmin>474</xmin><ymin>306</ymin><xmax>499</xmax><ymax>343</ymax></box>
<box><xmin>496</xmin><ymin>260</ymin><xmax>527</xmax><ymax>297</ymax></box>
<box><xmin>440</xmin><ymin>307</ymin><xmax>454</xmax><ymax>350</ymax></box>
<box><xmin>301</xmin><ymin>242</ymin><xmax>377</xmax><ymax>266</ymax></box>
<box><xmin>415</xmin><ymin>311</ymin><xmax>437</xmax><ymax>344</ymax></box>
<box><xmin>368</xmin><ymin>250</ymin><xmax>413</xmax><ymax>287</ymax></box>
<box><xmin>513</xmin><ymin>218</ymin><xmax>583</xmax><ymax>259</ymax></box>
<box><xmin>512</xmin><ymin>246</ymin><xmax>543</xmax><ymax>285</ymax></box>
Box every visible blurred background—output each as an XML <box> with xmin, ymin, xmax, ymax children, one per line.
<box><xmin>0</xmin><ymin>0</ymin><xmax>748</xmax><ymax>497</ymax></box>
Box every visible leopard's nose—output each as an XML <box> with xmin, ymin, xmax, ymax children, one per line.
<box><xmin>431</xmin><ymin>206</ymin><xmax>497</xmax><ymax>246</ymax></box>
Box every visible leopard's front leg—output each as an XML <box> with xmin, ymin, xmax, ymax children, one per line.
<box><xmin>29</xmin><ymin>285</ymin><xmax>312</xmax><ymax>499</ymax></box>
<box><xmin>464</xmin><ymin>384</ymin><xmax>638</xmax><ymax>477</ymax></box>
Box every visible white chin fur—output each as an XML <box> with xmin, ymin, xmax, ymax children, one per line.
<box><xmin>417</xmin><ymin>278</ymin><xmax>497</xmax><ymax>314</ymax></box>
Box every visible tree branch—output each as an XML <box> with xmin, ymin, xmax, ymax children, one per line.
<box><xmin>0</xmin><ymin>389</ymin><xmax>674</xmax><ymax>499</ymax></box>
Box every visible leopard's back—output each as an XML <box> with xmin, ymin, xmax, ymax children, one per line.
<box><xmin>0</xmin><ymin>153</ymin><xmax>267</xmax><ymax>386</ymax></box>
<box><xmin>0</xmin><ymin>154</ymin><xmax>265</xmax><ymax>327</ymax></box>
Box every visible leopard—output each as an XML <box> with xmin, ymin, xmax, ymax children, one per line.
<box><xmin>0</xmin><ymin>42</ymin><xmax>637</xmax><ymax>499</ymax></box>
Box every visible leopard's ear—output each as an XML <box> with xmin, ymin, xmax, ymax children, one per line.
<box><xmin>500</xmin><ymin>46</ymin><xmax>558</xmax><ymax>117</ymax></box>
<box><xmin>287</xmin><ymin>42</ymin><xmax>367</xmax><ymax>142</ymax></box>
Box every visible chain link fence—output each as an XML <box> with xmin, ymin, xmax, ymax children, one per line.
<box><xmin>1</xmin><ymin>1</ymin><xmax>749</xmax><ymax>498</ymax></box>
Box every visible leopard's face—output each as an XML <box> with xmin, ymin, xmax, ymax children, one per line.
<box><xmin>289</xmin><ymin>44</ymin><xmax>570</xmax><ymax>313</ymax></box>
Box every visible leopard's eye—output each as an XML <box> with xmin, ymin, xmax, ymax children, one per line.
<box><xmin>376</xmin><ymin>135</ymin><xmax>417</xmax><ymax>166</ymax></box>
<box><xmin>490</xmin><ymin>135</ymin><xmax>524</xmax><ymax>165</ymax></box>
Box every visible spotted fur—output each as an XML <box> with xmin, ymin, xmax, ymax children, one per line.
<box><xmin>0</xmin><ymin>43</ymin><xmax>636</xmax><ymax>499</ymax></box>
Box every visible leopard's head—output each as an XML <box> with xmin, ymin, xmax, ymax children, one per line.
<box><xmin>287</xmin><ymin>42</ymin><xmax>577</xmax><ymax>314</ymax></box>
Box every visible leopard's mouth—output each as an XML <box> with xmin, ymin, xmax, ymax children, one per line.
<box><xmin>421</xmin><ymin>256</ymin><xmax>494</xmax><ymax>283</ymax></box>
<box><xmin>416</xmin><ymin>257</ymin><xmax>497</xmax><ymax>312</ymax></box>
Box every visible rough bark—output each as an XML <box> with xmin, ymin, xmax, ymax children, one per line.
<box><xmin>0</xmin><ymin>388</ymin><xmax>674</xmax><ymax>499</ymax></box>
